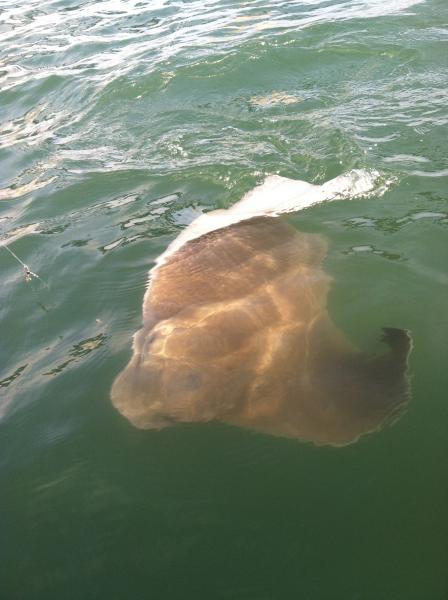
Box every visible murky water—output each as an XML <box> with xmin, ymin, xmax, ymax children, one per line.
<box><xmin>1</xmin><ymin>1</ymin><xmax>447</xmax><ymax>598</ymax></box>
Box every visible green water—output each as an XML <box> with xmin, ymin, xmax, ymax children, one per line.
<box><xmin>1</xmin><ymin>0</ymin><xmax>447</xmax><ymax>598</ymax></box>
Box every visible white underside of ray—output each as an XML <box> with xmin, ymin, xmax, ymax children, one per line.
<box><xmin>152</xmin><ymin>169</ymin><xmax>382</xmax><ymax>275</ymax></box>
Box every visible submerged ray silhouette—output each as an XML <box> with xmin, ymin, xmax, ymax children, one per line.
<box><xmin>111</xmin><ymin>173</ymin><xmax>411</xmax><ymax>446</ymax></box>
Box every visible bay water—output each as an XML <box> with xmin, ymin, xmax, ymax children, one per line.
<box><xmin>1</xmin><ymin>0</ymin><xmax>447</xmax><ymax>598</ymax></box>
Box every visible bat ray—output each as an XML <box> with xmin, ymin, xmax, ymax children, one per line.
<box><xmin>111</xmin><ymin>171</ymin><xmax>412</xmax><ymax>446</ymax></box>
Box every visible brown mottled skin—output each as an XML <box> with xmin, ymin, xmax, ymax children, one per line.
<box><xmin>112</xmin><ymin>217</ymin><xmax>411</xmax><ymax>446</ymax></box>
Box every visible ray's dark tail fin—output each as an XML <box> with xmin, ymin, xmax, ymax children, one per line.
<box><xmin>381</xmin><ymin>327</ymin><xmax>412</xmax><ymax>364</ymax></box>
<box><xmin>370</xmin><ymin>327</ymin><xmax>413</xmax><ymax>429</ymax></box>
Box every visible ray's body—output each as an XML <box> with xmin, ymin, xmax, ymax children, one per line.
<box><xmin>111</xmin><ymin>174</ymin><xmax>411</xmax><ymax>446</ymax></box>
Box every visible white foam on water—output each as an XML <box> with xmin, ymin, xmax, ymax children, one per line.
<box><xmin>152</xmin><ymin>169</ymin><xmax>383</xmax><ymax>274</ymax></box>
<box><xmin>0</xmin><ymin>222</ymin><xmax>41</xmax><ymax>246</ymax></box>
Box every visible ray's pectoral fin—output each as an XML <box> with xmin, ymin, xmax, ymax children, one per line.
<box><xmin>303</xmin><ymin>325</ymin><xmax>412</xmax><ymax>446</ymax></box>
<box><xmin>361</xmin><ymin>327</ymin><xmax>412</xmax><ymax>427</ymax></box>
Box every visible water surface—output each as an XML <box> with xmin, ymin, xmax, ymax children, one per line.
<box><xmin>1</xmin><ymin>0</ymin><xmax>447</xmax><ymax>598</ymax></box>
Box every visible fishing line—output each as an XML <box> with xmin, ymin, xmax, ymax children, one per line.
<box><xmin>1</xmin><ymin>242</ymin><xmax>45</xmax><ymax>285</ymax></box>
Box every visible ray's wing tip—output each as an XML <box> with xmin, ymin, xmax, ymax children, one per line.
<box><xmin>381</xmin><ymin>326</ymin><xmax>413</xmax><ymax>410</ymax></box>
<box><xmin>381</xmin><ymin>327</ymin><xmax>413</xmax><ymax>357</ymax></box>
